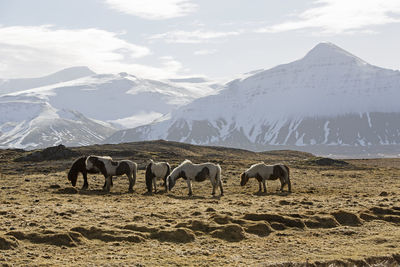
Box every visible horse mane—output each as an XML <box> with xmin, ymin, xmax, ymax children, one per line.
<box><xmin>249</xmin><ymin>162</ymin><xmax>264</xmax><ymax>169</ymax></box>
<box><xmin>181</xmin><ymin>159</ymin><xmax>192</xmax><ymax>165</ymax></box>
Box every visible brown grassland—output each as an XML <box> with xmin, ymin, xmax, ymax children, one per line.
<box><xmin>0</xmin><ymin>140</ymin><xmax>399</xmax><ymax>266</ymax></box>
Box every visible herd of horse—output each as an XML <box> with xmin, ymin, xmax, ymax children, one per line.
<box><xmin>67</xmin><ymin>155</ymin><xmax>291</xmax><ymax>196</ymax></box>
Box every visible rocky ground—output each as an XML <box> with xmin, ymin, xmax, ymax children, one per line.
<box><xmin>0</xmin><ymin>141</ymin><xmax>399</xmax><ymax>266</ymax></box>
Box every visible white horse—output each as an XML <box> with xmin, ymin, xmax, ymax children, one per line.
<box><xmin>85</xmin><ymin>155</ymin><xmax>137</xmax><ymax>193</ymax></box>
<box><xmin>145</xmin><ymin>159</ymin><xmax>171</xmax><ymax>193</ymax></box>
<box><xmin>240</xmin><ymin>163</ymin><xmax>291</xmax><ymax>193</ymax></box>
<box><xmin>167</xmin><ymin>159</ymin><xmax>224</xmax><ymax>196</ymax></box>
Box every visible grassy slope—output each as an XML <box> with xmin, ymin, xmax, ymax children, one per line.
<box><xmin>0</xmin><ymin>140</ymin><xmax>399</xmax><ymax>266</ymax></box>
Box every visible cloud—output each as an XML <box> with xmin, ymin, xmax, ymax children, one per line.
<box><xmin>104</xmin><ymin>0</ymin><xmax>197</xmax><ymax>20</ymax></box>
<box><xmin>149</xmin><ymin>30</ymin><xmax>242</xmax><ymax>43</ymax></box>
<box><xmin>256</xmin><ymin>0</ymin><xmax>400</xmax><ymax>34</ymax></box>
<box><xmin>194</xmin><ymin>49</ymin><xmax>217</xmax><ymax>56</ymax></box>
<box><xmin>0</xmin><ymin>25</ymin><xmax>185</xmax><ymax>79</ymax></box>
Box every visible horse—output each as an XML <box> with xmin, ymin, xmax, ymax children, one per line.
<box><xmin>240</xmin><ymin>163</ymin><xmax>291</xmax><ymax>193</ymax></box>
<box><xmin>85</xmin><ymin>155</ymin><xmax>137</xmax><ymax>193</ymax></box>
<box><xmin>67</xmin><ymin>156</ymin><xmax>113</xmax><ymax>190</ymax></box>
<box><xmin>145</xmin><ymin>159</ymin><xmax>171</xmax><ymax>193</ymax></box>
<box><xmin>167</xmin><ymin>159</ymin><xmax>224</xmax><ymax>196</ymax></box>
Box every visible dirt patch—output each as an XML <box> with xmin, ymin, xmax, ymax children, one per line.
<box><xmin>56</xmin><ymin>187</ymin><xmax>79</xmax><ymax>194</ymax></box>
<box><xmin>150</xmin><ymin>228</ymin><xmax>195</xmax><ymax>243</ymax></box>
<box><xmin>71</xmin><ymin>226</ymin><xmax>144</xmax><ymax>243</ymax></box>
<box><xmin>304</xmin><ymin>216</ymin><xmax>340</xmax><ymax>229</ymax></box>
<box><xmin>331</xmin><ymin>210</ymin><xmax>362</xmax><ymax>226</ymax></box>
<box><xmin>210</xmin><ymin>224</ymin><xmax>245</xmax><ymax>242</ymax></box>
<box><xmin>212</xmin><ymin>214</ymin><xmax>233</xmax><ymax>225</ymax></box>
<box><xmin>370</xmin><ymin>207</ymin><xmax>400</xmax><ymax>216</ymax></box>
<box><xmin>244</xmin><ymin>222</ymin><xmax>273</xmax><ymax>236</ymax></box>
<box><xmin>177</xmin><ymin>220</ymin><xmax>219</xmax><ymax>234</ymax></box>
<box><xmin>123</xmin><ymin>224</ymin><xmax>158</xmax><ymax>233</ymax></box>
<box><xmin>382</xmin><ymin>215</ymin><xmax>400</xmax><ymax>224</ymax></box>
<box><xmin>243</xmin><ymin>213</ymin><xmax>306</xmax><ymax>229</ymax></box>
<box><xmin>7</xmin><ymin>231</ymin><xmax>83</xmax><ymax>247</ymax></box>
<box><xmin>0</xmin><ymin>235</ymin><xmax>18</xmax><ymax>250</ymax></box>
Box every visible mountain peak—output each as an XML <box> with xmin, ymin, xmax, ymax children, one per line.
<box><xmin>50</xmin><ymin>66</ymin><xmax>95</xmax><ymax>78</ymax></box>
<box><xmin>302</xmin><ymin>42</ymin><xmax>367</xmax><ymax>65</ymax></box>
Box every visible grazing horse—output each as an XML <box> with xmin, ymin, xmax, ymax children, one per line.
<box><xmin>67</xmin><ymin>156</ymin><xmax>113</xmax><ymax>190</ymax></box>
<box><xmin>85</xmin><ymin>155</ymin><xmax>137</xmax><ymax>193</ymax></box>
<box><xmin>145</xmin><ymin>159</ymin><xmax>171</xmax><ymax>193</ymax></box>
<box><xmin>167</xmin><ymin>159</ymin><xmax>224</xmax><ymax>196</ymax></box>
<box><xmin>240</xmin><ymin>163</ymin><xmax>291</xmax><ymax>193</ymax></box>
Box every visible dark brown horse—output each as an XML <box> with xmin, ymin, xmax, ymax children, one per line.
<box><xmin>67</xmin><ymin>156</ymin><xmax>112</xmax><ymax>190</ymax></box>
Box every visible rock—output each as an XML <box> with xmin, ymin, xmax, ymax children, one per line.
<box><xmin>305</xmin><ymin>157</ymin><xmax>349</xmax><ymax>166</ymax></box>
<box><xmin>14</xmin><ymin>144</ymin><xmax>79</xmax><ymax>162</ymax></box>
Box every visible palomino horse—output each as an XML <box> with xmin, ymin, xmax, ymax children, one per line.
<box><xmin>67</xmin><ymin>156</ymin><xmax>113</xmax><ymax>190</ymax></box>
<box><xmin>85</xmin><ymin>155</ymin><xmax>137</xmax><ymax>193</ymax></box>
<box><xmin>167</xmin><ymin>159</ymin><xmax>224</xmax><ymax>196</ymax></box>
<box><xmin>145</xmin><ymin>159</ymin><xmax>171</xmax><ymax>193</ymax></box>
<box><xmin>240</xmin><ymin>163</ymin><xmax>291</xmax><ymax>193</ymax></box>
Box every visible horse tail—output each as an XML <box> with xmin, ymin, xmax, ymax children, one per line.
<box><xmin>145</xmin><ymin>162</ymin><xmax>153</xmax><ymax>193</ymax></box>
<box><xmin>216</xmin><ymin>164</ymin><xmax>224</xmax><ymax>196</ymax></box>
<box><xmin>282</xmin><ymin>164</ymin><xmax>291</xmax><ymax>192</ymax></box>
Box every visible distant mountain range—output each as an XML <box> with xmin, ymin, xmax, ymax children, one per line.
<box><xmin>1</xmin><ymin>42</ymin><xmax>400</xmax><ymax>157</ymax></box>
<box><xmin>0</xmin><ymin>67</ymin><xmax>219</xmax><ymax>149</ymax></box>
<box><xmin>104</xmin><ymin>43</ymin><xmax>400</xmax><ymax>158</ymax></box>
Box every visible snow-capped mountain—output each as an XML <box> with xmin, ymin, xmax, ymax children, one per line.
<box><xmin>0</xmin><ymin>96</ymin><xmax>115</xmax><ymax>149</ymax></box>
<box><xmin>0</xmin><ymin>66</ymin><xmax>95</xmax><ymax>95</ymax></box>
<box><xmin>105</xmin><ymin>42</ymin><xmax>400</xmax><ymax>157</ymax></box>
<box><xmin>0</xmin><ymin>67</ymin><xmax>220</xmax><ymax>149</ymax></box>
<box><xmin>5</xmin><ymin>71</ymin><xmax>219</xmax><ymax>129</ymax></box>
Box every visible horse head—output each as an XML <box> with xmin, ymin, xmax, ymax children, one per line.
<box><xmin>240</xmin><ymin>172</ymin><xmax>249</xmax><ymax>186</ymax></box>
<box><xmin>167</xmin><ymin>175</ymin><xmax>175</xmax><ymax>191</ymax></box>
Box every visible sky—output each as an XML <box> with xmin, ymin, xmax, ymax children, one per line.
<box><xmin>1</xmin><ymin>0</ymin><xmax>400</xmax><ymax>80</ymax></box>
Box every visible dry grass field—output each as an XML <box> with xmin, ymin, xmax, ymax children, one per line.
<box><xmin>1</xmin><ymin>141</ymin><xmax>400</xmax><ymax>266</ymax></box>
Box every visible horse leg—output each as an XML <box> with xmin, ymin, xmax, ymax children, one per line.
<box><xmin>258</xmin><ymin>181</ymin><xmax>262</xmax><ymax>192</ymax></box>
<box><xmin>263</xmin><ymin>180</ymin><xmax>267</xmax><ymax>193</ymax></box>
<box><xmin>110</xmin><ymin>176</ymin><xmax>113</xmax><ymax>187</ymax></box>
<box><xmin>187</xmin><ymin>179</ymin><xmax>193</xmax><ymax>196</ymax></box>
<box><xmin>153</xmin><ymin>177</ymin><xmax>157</xmax><ymax>193</ymax></box>
<box><xmin>219</xmin><ymin>179</ymin><xmax>224</xmax><ymax>196</ymax></box>
<box><xmin>104</xmin><ymin>176</ymin><xmax>112</xmax><ymax>192</ymax></box>
<box><xmin>287</xmin><ymin>178</ymin><xmax>292</xmax><ymax>192</ymax></box>
<box><xmin>82</xmin><ymin>172</ymin><xmax>89</xmax><ymax>190</ymax></box>
<box><xmin>128</xmin><ymin>173</ymin><xmax>134</xmax><ymax>193</ymax></box>
<box><xmin>163</xmin><ymin>176</ymin><xmax>168</xmax><ymax>192</ymax></box>
<box><xmin>211</xmin><ymin>183</ymin><xmax>216</xmax><ymax>196</ymax></box>
<box><xmin>279</xmin><ymin>177</ymin><xmax>285</xmax><ymax>191</ymax></box>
